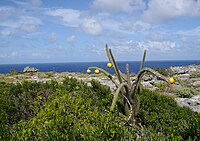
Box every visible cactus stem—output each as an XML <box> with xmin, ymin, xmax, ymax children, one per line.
<box><xmin>131</xmin><ymin>68</ymin><xmax>170</xmax><ymax>97</ymax></box>
<box><xmin>110</xmin><ymin>83</ymin><xmax>129</xmax><ymax>111</ymax></box>
<box><xmin>88</xmin><ymin>67</ymin><xmax>119</xmax><ymax>87</ymax></box>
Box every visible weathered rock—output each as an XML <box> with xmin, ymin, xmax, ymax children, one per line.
<box><xmin>143</xmin><ymin>75</ymin><xmax>153</xmax><ymax>82</ymax></box>
<box><xmin>192</xmin><ymin>80</ymin><xmax>200</xmax><ymax>86</ymax></box>
<box><xmin>23</xmin><ymin>66</ymin><xmax>39</xmax><ymax>73</ymax></box>
<box><xmin>175</xmin><ymin>95</ymin><xmax>200</xmax><ymax>113</ymax></box>
<box><xmin>170</xmin><ymin>65</ymin><xmax>200</xmax><ymax>74</ymax></box>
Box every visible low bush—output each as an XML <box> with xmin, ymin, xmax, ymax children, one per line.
<box><xmin>0</xmin><ymin>77</ymin><xmax>199</xmax><ymax>140</ymax></box>
<box><xmin>190</xmin><ymin>72</ymin><xmax>200</xmax><ymax>78</ymax></box>
<box><xmin>0</xmin><ymin>80</ymin><xmax>63</xmax><ymax>140</ymax></box>
<box><xmin>137</xmin><ymin>89</ymin><xmax>200</xmax><ymax>140</ymax></box>
<box><xmin>175</xmin><ymin>87</ymin><xmax>195</xmax><ymax>98</ymax></box>
<box><xmin>0</xmin><ymin>78</ymin><xmax>136</xmax><ymax>140</ymax></box>
<box><xmin>153</xmin><ymin>68</ymin><xmax>173</xmax><ymax>76</ymax></box>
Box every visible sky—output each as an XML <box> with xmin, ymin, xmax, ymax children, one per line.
<box><xmin>0</xmin><ymin>0</ymin><xmax>200</xmax><ymax>64</ymax></box>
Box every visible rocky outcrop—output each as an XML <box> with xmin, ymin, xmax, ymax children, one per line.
<box><xmin>175</xmin><ymin>95</ymin><xmax>200</xmax><ymax>113</ymax></box>
<box><xmin>170</xmin><ymin>65</ymin><xmax>200</xmax><ymax>74</ymax></box>
<box><xmin>23</xmin><ymin>66</ymin><xmax>39</xmax><ymax>73</ymax></box>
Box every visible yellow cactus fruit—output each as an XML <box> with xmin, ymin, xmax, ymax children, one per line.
<box><xmin>87</xmin><ymin>69</ymin><xmax>91</xmax><ymax>74</ymax></box>
<box><xmin>107</xmin><ymin>62</ymin><xmax>113</xmax><ymax>68</ymax></box>
<box><xmin>169</xmin><ymin>77</ymin><xmax>175</xmax><ymax>84</ymax></box>
<box><xmin>95</xmin><ymin>69</ymin><xmax>100</xmax><ymax>74</ymax></box>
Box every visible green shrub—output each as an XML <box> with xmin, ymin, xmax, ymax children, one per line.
<box><xmin>12</xmin><ymin>79</ymin><xmax>136</xmax><ymax>140</ymax></box>
<box><xmin>9</xmin><ymin>70</ymin><xmax>19</xmax><ymax>76</ymax></box>
<box><xmin>90</xmin><ymin>80</ymin><xmax>112</xmax><ymax>109</ymax></box>
<box><xmin>153</xmin><ymin>68</ymin><xmax>173</xmax><ymax>77</ymax></box>
<box><xmin>190</xmin><ymin>72</ymin><xmax>200</xmax><ymax>78</ymax></box>
<box><xmin>175</xmin><ymin>87</ymin><xmax>195</xmax><ymax>98</ymax></box>
<box><xmin>1</xmin><ymin>77</ymin><xmax>200</xmax><ymax>140</ymax></box>
<box><xmin>0</xmin><ymin>80</ymin><xmax>59</xmax><ymax>140</ymax></box>
<box><xmin>137</xmin><ymin>89</ymin><xmax>200</xmax><ymax>140</ymax></box>
<box><xmin>46</xmin><ymin>72</ymin><xmax>54</xmax><ymax>78</ymax></box>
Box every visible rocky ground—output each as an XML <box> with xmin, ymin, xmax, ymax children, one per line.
<box><xmin>0</xmin><ymin>65</ymin><xmax>200</xmax><ymax>113</ymax></box>
<box><xmin>170</xmin><ymin>65</ymin><xmax>200</xmax><ymax>113</ymax></box>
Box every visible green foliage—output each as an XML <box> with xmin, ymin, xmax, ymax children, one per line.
<box><xmin>0</xmin><ymin>80</ymin><xmax>59</xmax><ymax>140</ymax></box>
<box><xmin>154</xmin><ymin>81</ymin><xmax>169</xmax><ymax>92</ymax></box>
<box><xmin>153</xmin><ymin>68</ymin><xmax>173</xmax><ymax>76</ymax></box>
<box><xmin>46</xmin><ymin>72</ymin><xmax>54</xmax><ymax>78</ymax></box>
<box><xmin>12</xmin><ymin>95</ymin><xmax>136</xmax><ymax>140</ymax></box>
<box><xmin>11</xmin><ymin>78</ymin><xmax>136</xmax><ymax>140</ymax></box>
<box><xmin>9</xmin><ymin>70</ymin><xmax>20</xmax><ymax>76</ymax></box>
<box><xmin>175</xmin><ymin>87</ymin><xmax>195</xmax><ymax>98</ymax></box>
<box><xmin>137</xmin><ymin>89</ymin><xmax>200</xmax><ymax>140</ymax></box>
<box><xmin>0</xmin><ymin>77</ymin><xmax>199</xmax><ymax>140</ymax></box>
<box><xmin>90</xmin><ymin>80</ymin><xmax>112</xmax><ymax>109</ymax></box>
<box><xmin>190</xmin><ymin>72</ymin><xmax>200</xmax><ymax>78</ymax></box>
<box><xmin>0</xmin><ymin>78</ymin><xmax>137</xmax><ymax>140</ymax></box>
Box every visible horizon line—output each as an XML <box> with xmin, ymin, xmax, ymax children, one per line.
<box><xmin>1</xmin><ymin>59</ymin><xmax>200</xmax><ymax>65</ymax></box>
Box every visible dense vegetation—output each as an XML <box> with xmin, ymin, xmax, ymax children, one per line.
<box><xmin>0</xmin><ymin>77</ymin><xmax>199</xmax><ymax>140</ymax></box>
<box><xmin>137</xmin><ymin>90</ymin><xmax>200</xmax><ymax>140</ymax></box>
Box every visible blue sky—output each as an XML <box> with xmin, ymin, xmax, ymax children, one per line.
<box><xmin>0</xmin><ymin>0</ymin><xmax>200</xmax><ymax>64</ymax></box>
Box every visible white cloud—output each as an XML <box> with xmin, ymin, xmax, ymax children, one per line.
<box><xmin>49</xmin><ymin>32</ymin><xmax>56</xmax><ymax>42</ymax></box>
<box><xmin>0</xmin><ymin>15</ymin><xmax>42</xmax><ymax>36</ymax></box>
<box><xmin>19</xmin><ymin>16</ymin><xmax>42</xmax><ymax>25</ymax></box>
<box><xmin>46</xmin><ymin>9</ymin><xmax>81</xmax><ymax>27</ymax></box>
<box><xmin>176</xmin><ymin>26</ymin><xmax>200</xmax><ymax>36</ymax></box>
<box><xmin>30</xmin><ymin>0</ymin><xmax>43</xmax><ymax>6</ymax></box>
<box><xmin>109</xmin><ymin>39</ymin><xmax>179</xmax><ymax>54</ymax></box>
<box><xmin>142</xmin><ymin>0</ymin><xmax>200</xmax><ymax>23</ymax></box>
<box><xmin>57</xmin><ymin>45</ymin><xmax>64</xmax><ymax>50</ymax></box>
<box><xmin>0</xmin><ymin>28</ymin><xmax>14</xmax><ymax>36</ymax></box>
<box><xmin>20</xmin><ymin>24</ymin><xmax>40</xmax><ymax>33</ymax></box>
<box><xmin>12</xmin><ymin>0</ymin><xmax>43</xmax><ymax>7</ymax></box>
<box><xmin>92</xmin><ymin>0</ymin><xmax>145</xmax><ymax>13</ymax></box>
<box><xmin>67</xmin><ymin>35</ymin><xmax>76</xmax><ymax>43</ymax></box>
<box><xmin>31</xmin><ymin>52</ymin><xmax>42</xmax><ymax>57</ymax></box>
<box><xmin>0</xmin><ymin>7</ymin><xmax>15</xmax><ymax>21</ymax></box>
<box><xmin>82</xmin><ymin>18</ymin><xmax>102</xmax><ymax>36</ymax></box>
<box><xmin>119</xmin><ymin>21</ymin><xmax>150</xmax><ymax>32</ymax></box>
<box><xmin>140</xmin><ymin>40</ymin><xmax>179</xmax><ymax>53</ymax></box>
<box><xmin>17</xmin><ymin>16</ymin><xmax>42</xmax><ymax>34</ymax></box>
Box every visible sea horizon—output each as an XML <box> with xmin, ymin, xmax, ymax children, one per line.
<box><xmin>1</xmin><ymin>60</ymin><xmax>200</xmax><ymax>74</ymax></box>
<box><xmin>1</xmin><ymin>59</ymin><xmax>200</xmax><ymax>65</ymax></box>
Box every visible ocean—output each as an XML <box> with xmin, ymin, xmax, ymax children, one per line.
<box><xmin>1</xmin><ymin>60</ymin><xmax>200</xmax><ymax>74</ymax></box>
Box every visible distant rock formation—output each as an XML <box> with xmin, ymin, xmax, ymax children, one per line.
<box><xmin>23</xmin><ymin>66</ymin><xmax>39</xmax><ymax>73</ymax></box>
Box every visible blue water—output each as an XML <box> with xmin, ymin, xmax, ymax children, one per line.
<box><xmin>1</xmin><ymin>60</ymin><xmax>200</xmax><ymax>74</ymax></box>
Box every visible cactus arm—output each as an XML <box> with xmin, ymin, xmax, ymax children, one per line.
<box><xmin>106</xmin><ymin>45</ymin><xmax>123</xmax><ymax>83</ymax></box>
<box><xmin>110</xmin><ymin>83</ymin><xmax>129</xmax><ymax>111</ymax></box>
<box><xmin>106</xmin><ymin>44</ymin><xmax>112</xmax><ymax>64</ymax></box>
<box><xmin>88</xmin><ymin>67</ymin><xmax>119</xmax><ymax>87</ymax></box>
<box><xmin>109</xmin><ymin>49</ymin><xmax>123</xmax><ymax>83</ymax></box>
<box><xmin>126</xmin><ymin>64</ymin><xmax>131</xmax><ymax>88</ymax></box>
<box><xmin>136</xmin><ymin>49</ymin><xmax>147</xmax><ymax>93</ymax></box>
<box><xmin>106</xmin><ymin>45</ymin><xmax>130</xmax><ymax>115</ymax></box>
<box><xmin>131</xmin><ymin>68</ymin><xmax>170</xmax><ymax>96</ymax></box>
<box><xmin>139</xmin><ymin>49</ymin><xmax>146</xmax><ymax>71</ymax></box>
<box><xmin>123</xmin><ymin>94</ymin><xmax>134</xmax><ymax>126</ymax></box>
<box><xmin>119</xmin><ymin>70</ymin><xmax>128</xmax><ymax>82</ymax></box>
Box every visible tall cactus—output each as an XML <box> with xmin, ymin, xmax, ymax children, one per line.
<box><xmin>87</xmin><ymin>44</ymin><xmax>173</xmax><ymax>125</ymax></box>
